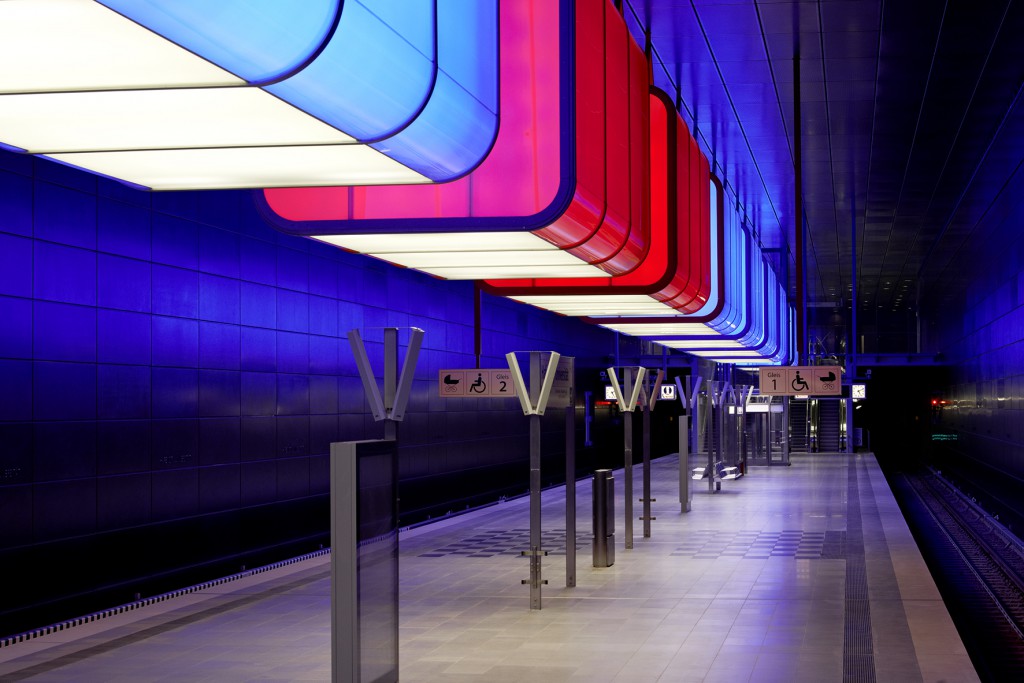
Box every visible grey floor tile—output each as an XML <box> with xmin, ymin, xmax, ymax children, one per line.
<box><xmin>0</xmin><ymin>454</ymin><xmax>979</xmax><ymax>682</ymax></box>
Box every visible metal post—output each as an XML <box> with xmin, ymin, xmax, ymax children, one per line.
<box><xmin>330</xmin><ymin>444</ymin><xmax>359</xmax><ymax>683</ymax></box>
<box><xmin>331</xmin><ymin>440</ymin><xmax>399</xmax><ymax>683</ymax></box>
<box><xmin>592</xmin><ymin>470</ymin><xmax>615</xmax><ymax>567</ymax></box>
<box><xmin>623</xmin><ymin>368</ymin><xmax>634</xmax><ymax>549</ymax></box>
<box><xmin>782</xmin><ymin>396</ymin><xmax>791</xmax><ymax>465</ymax></box>
<box><xmin>642</xmin><ymin>394</ymin><xmax>652</xmax><ymax>537</ymax></box>
<box><xmin>566</xmin><ymin>402</ymin><xmax>576</xmax><ymax>587</ymax></box>
<box><xmin>691</xmin><ymin>388</ymin><xmax>700</xmax><ymax>457</ymax></box>
<box><xmin>707</xmin><ymin>383</ymin><xmax>717</xmax><ymax>493</ymax></box>
<box><xmin>716</xmin><ymin>384</ymin><xmax>727</xmax><ymax>488</ymax></box>
<box><xmin>737</xmin><ymin>388</ymin><xmax>746</xmax><ymax>473</ymax></box>
<box><xmin>679</xmin><ymin>412</ymin><xmax>690</xmax><ymax>512</ymax></box>
<box><xmin>679</xmin><ymin>376</ymin><xmax>692</xmax><ymax>506</ymax></box>
<box><xmin>528</xmin><ymin>353</ymin><xmax>543</xmax><ymax>609</ymax></box>
<box><xmin>846</xmin><ymin>397</ymin><xmax>854</xmax><ymax>454</ymax></box>
<box><xmin>795</xmin><ymin>51</ymin><xmax>806</xmax><ymax>362</ymax></box>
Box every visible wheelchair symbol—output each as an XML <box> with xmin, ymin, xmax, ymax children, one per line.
<box><xmin>469</xmin><ymin>372</ymin><xmax>487</xmax><ymax>394</ymax></box>
<box><xmin>791</xmin><ymin>371</ymin><xmax>809</xmax><ymax>392</ymax></box>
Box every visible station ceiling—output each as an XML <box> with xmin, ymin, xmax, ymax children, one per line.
<box><xmin>635</xmin><ymin>0</ymin><xmax>1024</xmax><ymax>321</ymax></box>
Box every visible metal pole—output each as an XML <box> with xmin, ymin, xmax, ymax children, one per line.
<box><xmin>720</xmin><ymin>385</ymin><xmax>728</xmax><ymax>480</ymax></box>
<box><xmin>738</xmin><ymin>388</ymin><xmax>747</xmax><ymax>473</ymax></box>
<box><xmin>528</xmin><ymin>353</ymin><xmax>544</xmax><ymax>609</ymax></box>
<box><xmin>794</xmin><ymin>51</ymin><xmax>806</xmax><ymax>363</ymax></box>
<box><xmin>707</xmin><ymin>383</ymin><xmax>717</xmax><ymax>493</ymax></box>
<box><xmin>680</xmin><ymin>376</ymin><xmax>692</xmax><ymax>506</ymax></box>
<box><xmin>330</xmin><ymin>444</ymin><xmax>359</xmax><ymax>683</ymax></box>
<box><xmin>642</xmin><ymin>395</ymin><xmax>652</xmax><ymax>538</ymax></box>
<box><xmin>679</xmin><ymin>412</ymin><xmax>690</xmax><ymax>512</ymax></box>
<box><xmin>782</xmin><ymin>396</ymin><xmax>791</xmax><ymax>465</ymax></box>
<box><xmin>623</xmin><ymin>368</ymin><xmax>634</xmax><ymax>549</ymax></box>
<box><xmin>850</xmin><ymin>189</ymin><xmax>858</xmax><ymax>385</ymax></box>
<box><xmin>566</xmin><ymin>402</ymin><xmax>576</xmax><ymax>587</ymax></box>
<box><xmin>846</xmin><ymin>397</ymin><xmax>854</xmax><ymax>454</ymax></box>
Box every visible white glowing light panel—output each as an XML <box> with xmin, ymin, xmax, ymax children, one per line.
<box><xmin>0</xmin><ymin>0</ymin><xmax>496</xmax><ymax>190</ymax></box>
<box><xmin>313</xmin><ymin>233</ymin><xmax>607</xmax><ymax>280</ymax></box>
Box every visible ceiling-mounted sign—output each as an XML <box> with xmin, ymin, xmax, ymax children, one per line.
<box><xmin>758</xmin><ymin>366</ymin><xmax>842</xmax><ymax>396</ymax></box>
<box><xmin>438</xmin><ymin>369</ymin><xmax>515</xmax><ymax>398</ymax></box>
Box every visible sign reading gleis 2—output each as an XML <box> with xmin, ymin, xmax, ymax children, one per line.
<box><xmin>758</xmin><ymin>366</ymin><xmax>842</xmax><ymax>396</ymax></box>
<box><xmin>438</xmin><ymin>369</ymin><xmax>515</xmax><ymax>398</ymax></box>
<box><xmin>439</xmin><ymin>356</ymin><xmax>574</xmax><ymax>406</ymax></box>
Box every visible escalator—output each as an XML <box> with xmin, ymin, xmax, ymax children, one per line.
<box><xmin>818</xmin><ymin>399</ymin><xmax>842</xmax><ymax>452</ymax></box>
<box><xmin>790</xmin><ymin>398</ymin><xmax>809</xmax><ymax>452</ymax></box>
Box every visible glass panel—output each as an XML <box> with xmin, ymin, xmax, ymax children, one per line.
<box><xmin>0</xmin><ymin>88</ymin><xmax>353</xmax><ymax>153</ymax></box>
<box><xmin>356</xmin><ymin>441</ymin><xmax>398</xmax><ymax>683</ymax></box>
<box><xmin>264</xmin><ymin>0</ymin><xmax>435</xmax><ymax>141</ymax></box>
<box><xmin>49</xmin><ymin>144</ymin><xmax>428</xmax><ymax>191</ymax></box>
<box><xmin>368</xmin><ymin>69</ymin><xmax>496</xmax><ymax>182</ymax></box>
<box><xmin>264</xmin><ymin>0</ymin><xmax>546</xmax><ymax>222</ymax></box>
<box><xmin>483</xmin><ymin>88</ymin><xmax>675</xmax><ymax>299</ymax></box>
<box><xmin>0</xmin><ymin>0</ymin><xmax>240</xmax><ymax>94</ymax></box>
<box><xmin>99</xmin><ymin>0</ymin><xmax>339</xmax><ymax>84</ymax></box>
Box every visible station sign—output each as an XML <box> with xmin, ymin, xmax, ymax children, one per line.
<box><xmin>758</xmin><ymin>365</ymin><xmax>842</xmax><ymax>396</ymax></box>
<box><xmin>545</xmin><ymin>356</ymin><xmax>575</xmax><ymax>409</ymax></box>
<box><xmin>438</xmin><ymin>368</ymin><xmax>515</xmax><ymax>398</ymax></box>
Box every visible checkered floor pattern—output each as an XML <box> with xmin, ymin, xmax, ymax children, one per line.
<box><xmin>418</xmin><ymin>528</ymin><xmax>585</xmax><ymax>558</ymax></box>
<box><xmin>418</xmin><ymin>528</ymin><xmax>847</xmax><ymax>560</ymax></box>
<box><xmin>670</xmin><ymin>530</ymin><xmax>847</xmax><ymax>559</ymax></box>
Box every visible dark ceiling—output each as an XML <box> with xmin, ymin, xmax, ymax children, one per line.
<box><xmin>629</xmin><ymin>0</ymin><xmax>1024</xmax><ymax>336</ymax></box>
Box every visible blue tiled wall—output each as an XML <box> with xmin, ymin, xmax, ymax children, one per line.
<box><xmin>0</xmin><ymin>151</ymin><xmax>641</xmax><ymax>634</ymax></box>
<box><xmin>926</xmin><ymin>161</ymin><xmax>1024</xmax><ymax>486</ymax></box>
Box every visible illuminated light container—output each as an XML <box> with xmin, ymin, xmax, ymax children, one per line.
<box><xmin>0</xmin><ymin>0</ymin><xmax>498</xmax><ymax>189</ymax></box>
<box><xmin>481</xmin><ymin>88</ymin><xmax>711</xmax><ymax>316</ymax></box>
<box><xmin>670</xmin><ymin>268</ymin><xmax>780</xmax><ymax>357</ymax></box>
<box><xmin>588</xmin><ymin>178</ymin><xmax>794</xmax><ymax>364</ymax></box>
<box><xmin>262</xmin><ymin>0</ymin><xmax>653</xmax><ymax>280</ymax></box>
<box><xmin>586</xmin><ymin>177</ymin><xmax>740</xmax><ymax>337</ymax></box>
<box><xmin>657</xmin><ymin>268</ymin><xmax>791</xmax><ymax>364</ymax></box>
<box><xmin>692</xmin><ymin>299</ymin><xmax>793</xmax><ymax>366</ymax></box>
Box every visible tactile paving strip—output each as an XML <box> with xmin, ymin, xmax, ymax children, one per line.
<box><xmin>670</xmin><ymin>530</ymin><xmax>847</xmax><ymax>559</ymax></box>
<box><xmin>419</xmin><ymin>528</ymin><xmax>587</xmax><ymax>558</ymax></box>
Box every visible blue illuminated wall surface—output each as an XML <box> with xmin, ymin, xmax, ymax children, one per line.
<box><xmin>925</xmin><ymin>162</ymin><xmax>1024</xmax><ymax>486</ymax></box>
<box><xmin>0</xmin><ymin>149</ymin><xmax>624</xmax><ymax>634</ymax></box>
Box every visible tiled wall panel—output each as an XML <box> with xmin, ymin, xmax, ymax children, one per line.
<box><xmin>0</xmin><ymin>151</ymin><xmax>640</xmax><ymax>634</ymax></box>
<box><xmin>928</xmin><ymin>162</ymin><xmax>1024</xmax><ymax>487</ymax></box>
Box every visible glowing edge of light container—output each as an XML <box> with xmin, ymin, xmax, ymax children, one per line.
<box><xmin>313</xmin><ymin>233</ymin><xmax>608</xmax><ymax>280</ymax></box>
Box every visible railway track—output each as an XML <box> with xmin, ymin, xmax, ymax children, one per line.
<box><xmin>895</xmin><ymin>467</ymin><xmax>1024</xmax><ymax>680</ymax></box>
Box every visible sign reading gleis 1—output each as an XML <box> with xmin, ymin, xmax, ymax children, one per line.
<box><xmin>758</xmin><ymin>366</ymin><xmax>842</xmax><ymax>396</ymax></box>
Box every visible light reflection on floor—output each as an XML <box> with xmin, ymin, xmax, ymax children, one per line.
<box><xmin>0</xmin><ymin>454</ymin><xmax>978</xmax><ymax>682</ymax></box>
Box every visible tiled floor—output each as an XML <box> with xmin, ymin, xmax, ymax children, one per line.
<box><xmin>0</xmin><ymin>453</ymin><xmax>978</xmax><ymax>682</ymax></box>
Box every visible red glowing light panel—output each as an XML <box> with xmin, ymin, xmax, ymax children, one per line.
<box><xmin>261</xmin><ymin>0</ymin><xmax>650</xmax><ymax>277</ymax></box>
<box><xmin>262</xmin><ymin>0</ymin><xmax>563</xmax><ymax>225</ymax></box>
<box><xmin>482</xmin><ymin>88</ymin><xmax>710</xmax><ymax>314</ymax></box>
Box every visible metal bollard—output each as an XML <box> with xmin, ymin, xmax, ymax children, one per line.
<box><xmin>592</xmin><ymin>469</ymin><xmax>615</xmax><ymax>567</ymax></box>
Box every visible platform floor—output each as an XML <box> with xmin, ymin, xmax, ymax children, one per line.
<box><xmin>0</xmin><ymin>453</ymin><xmax>978</xmax><ymax>682</ymax></box>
